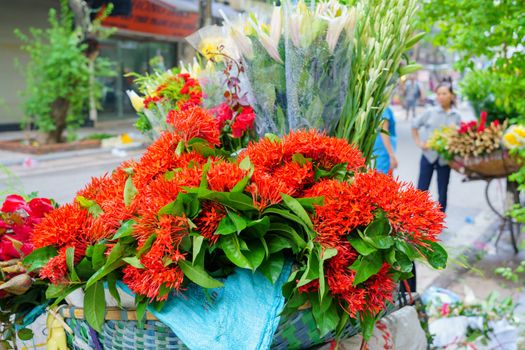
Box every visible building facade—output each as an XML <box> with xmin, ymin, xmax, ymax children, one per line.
<box><xmin>0</xmin><ymin>0</ymin><xmax>200</xmax><ymax>130</ymax></box>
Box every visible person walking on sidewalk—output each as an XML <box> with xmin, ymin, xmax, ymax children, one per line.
<box><xmin>404</xmin><ymin>76</ymin><xmax>421</xmax><ymax>119</ymax></box>
<box><xmin>373</xmin><ymin>107</ymin><xmax>398</xmax><ymax>174</ymax></box>
<box><xmin>411</xmin><ymin>81</ymin><xmax>461</xmax><ymax>213</ymax></box>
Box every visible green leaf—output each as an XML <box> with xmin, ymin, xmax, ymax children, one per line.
<box><xmin>123</xmin><ymin>257</ymin><xmax>144</xmax><ymax>269</ymax></box>
<box><xmin>268</xmin><ymin>235</ymin><xmax>294</xmax><ymax>254</ymax></box>
<box><xmin>321</xmin><ymin>247</ymin><xmax>338</xmax><ymax>260</ymax></box>
<box><xmin>360</xmin><ymin>314</ymin><xmax>378</xmax><ymax>341</ymax></box>
<box><xmin>296</xmin><ymin>196</ymin><xmax>324</xmax><ymax>211</ymax></box>
<box><xmin>124</xmin><ymin>176</ymin><xmax>138</xmax><ymax>207</ymax></box>
<box><xmin>258</xmin><ymin>252</ymin><xmax>284</xmax><ymax>283</ymax></box>
<box><xmin>351</xmin><ymin>252</ymin><xmax>383</xmax><ymax>286</ymax></box>
<box><xmin>175</xmin><ymin>140</ymin><xmax>185</xmax><ymax>156</ymax></box>
<box><xmin>179</xmin><ymin>260</ymin><xmax>224</xmax><ymax>289</ymax></box>
<box><xmin>264</xmin><ymin>208</ymin><xmax>313</xmax><ymax>238</ymax></box>
<box><xmin>239</xmin><ymin>156</ymin><xmax>252</xmax><ymax>171</ymax></box>
<box><xmin>292</xmin><ymin>153</ymin><xmax>307</xmax><ymax>166</ymax></box>
<box><xmin>200</xmin><ymin>191</ymin><xmax>256</xmax><ymax>211</ymax></box>
<box><xmin>268</xmin><ymin>223</ymin><xmax>307</xmax><ymax>250</ymax></box>
<box><xmin>231</xmin><ymin>174</ymin><xmax>252</xmax><ymax>193</ymax></box>
<box><xmin>66</xmin><ymin>247</ymin><xmax>79</xmax><ymax>282</ymax></box>
<box><xmin>297</xmin><ymin>250</ymin><xmax>320</xmax><ymax>287</ymax></box>
<box><xmin>395</xmin><ymin>241</ymin><xmax>419</xmax><ymax>260</ymax></box>
<box><xmin>23</xmin><ymin>246</ymin><xmax>58</xmax><ymax>272</ymax></box>
<box><xmin>85</xmin><ymin>259</ymin><xmax>125</xmax><ymax>289</ymax></box>
<box><xmin>106</xmin><ymin>242</ymin><xmax>124</xmax><ymax>266</ymax></box>
<box><xmin>318</xmin><ymin>300</ymin><xmax>340</xmax><ymax>336</ymax></box>
<box><xmin>136</xmin><ymin>300</ymin><xmax>147</xmax><ymax>327</ymax></box>
<box><xmin>220</xmin><ymin>235</ymin><xmax>252</xmax><ymax>269</ymax></box>
<box><xmin>92</xmin><ymin>243</ymin><xmax>107</xmax><ymax>270</ymax></box>
<box><xmin>244</xmin><ymin>243</ymin><xmax>265</xmax><ymax>270</ymax></box>
<box><xmin>164</xmin><ymin>170</ymin><xmax>175</xmax><ymax>181</ymax></box>
<box><xmin>365</xmin><ymin>236</ymin><xmax>395</xmax><ymax>250</ymax></box>
<box><xmin>216</xmin><ymin>216</ymin><xmax>237</xmax><ymax>235</ymax></box>
<box><xmin>84</xmin><ymin>281</ymin><xmax>106</xmax><ymax>332</ymax></box>
<box><xmin>424</xmin><ymin>242</ymin><xmax>448</xmax><ymax>269</ymax></box>
<box><xmin>280</xmin><ymin>194</ymin><xmax>314</xmax><ymax>229</ymax></box>
<box><xmin>227</xmin><ymin>210</ymin><xmax>248</xmax><ymax>234</ymax></box>
<box><xmin>364</xmin><ymin>212</ymin><xmax>391</xmax><ymax>237</ymax></box>
<box><xmin>394</xmin><ymin>251</ymin><xmax>414</xmax><ymax>273</ymax></box>
<box><xmin>17</xmin><ymin>328</ymin><xmax>34</xmax><ymax>341</ymax></box>
<box><xmin>405</xmin><ymin>32</ymin><xmax>426</xmax><ymax>50</ymax></box>
<box><xmin>192</xmin><ymin>235</ymin><xmax>205</xmax><ymax>264</ymax></box>
<box><xmin>107</xmin><ymin>272</ymin><xmax>121</xmax><ymax>307</ymax></box>
<box><xmin>111</xmin><ymin>219</ymin><xmax>135</xmax><ymax>239</ymax></box>
<box><xmin>264</xmin><ymin>133</ymin><xmax>280</xmax><ymax>142</ymax></box>
<box><xmin>76</xmin><ymin>257</ymin><xmax>95</xmax><ymax>280</ymax></box>
<box><xmin>399</xmin><ymin>64</ymin><xmax>422</xmax><ymax>77</ymax></box>
<box><xmin>200</xmin><ymin>160</ymin><xmax>210</xmax><ymax>189</ymax></box>
<box><xmin>137</xmin><ymin>234</ymin><xmax>157</xmax><ymax>258</ymax></box>
<box><xmin>76</xmin><ymin>195</ymin><xmax>103</xmax><ymax>217</ymax></box>
<box><xmin>348</xmin><ymin>237</ymin><xmax>377</xmax><ymax>256</ymax></box>
<box><xmin>246</xmin><ymin>216</ymin><xmax>270</xmax><ymax>237</ymax></box>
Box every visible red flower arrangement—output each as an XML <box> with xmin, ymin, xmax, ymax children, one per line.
<box><xmin>143</xmin><ymin>73</ymin><xmax>203</xmax><ymax>111</ymax></box>
<box><xmin>0</xmin><ymin>195</ymin><xmax>53</xmax><ymax>261</ymax></box>
<box><xmin>29</xmin><ymin>106</ymin><xmax>446</xmax><ymax>339</ymax></box>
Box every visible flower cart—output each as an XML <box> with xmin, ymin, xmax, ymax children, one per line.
<box><xmin>429</xmin><ymin>115</ymin><xmax>524</xmax><ymax>253</ymax></box>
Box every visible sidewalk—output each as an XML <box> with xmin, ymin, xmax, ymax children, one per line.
<box><xmin>0</xmin><ymin>118</ymin><xmax>143</xmax><ymax>167</ymax></box>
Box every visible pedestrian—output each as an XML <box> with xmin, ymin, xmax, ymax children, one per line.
<box><xmin>411</xmin><ymin>81</ymin><xmax>461</xmax><ymax>212</ymax></box>
<box><xmin>404</xmin><ymin>76</ymin><xmax>421</xmax><ymax>119</ymax></box>
<box><xmin>373</xmin><ymin>107</ymin><xmax>398</xmax><ymax>174</ymax></box>
<box><xmin>404</xmin><ymin>82</ymin><xmax>461</xmax><ymax>294</ymax></box>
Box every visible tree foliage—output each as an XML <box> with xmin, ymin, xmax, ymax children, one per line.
<box><xmin>419</xmin><ymin>0</ymin><xmax>525</xmax><ymax>120</ymax></box>
<box><xmin>15</xmin><ymin>0</ymin><xmax>115</xmax><ymax>143</ymax></box>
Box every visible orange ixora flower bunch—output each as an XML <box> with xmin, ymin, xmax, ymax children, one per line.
<box><xmin>28</xmin><ymin>105</ymin><xmax>446</xmax><ymax>339</ymax></box>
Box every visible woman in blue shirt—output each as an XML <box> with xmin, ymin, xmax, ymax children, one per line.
<box><xmin>374</xmin><ymin>107</ymin><xmax>398</xmax><ymax>174</ymax></box>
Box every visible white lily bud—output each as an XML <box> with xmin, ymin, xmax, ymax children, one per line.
<box><xmin>126</xmin><ymin>90</ymin><xmax>144</xmax><ymax>112</ymax></box>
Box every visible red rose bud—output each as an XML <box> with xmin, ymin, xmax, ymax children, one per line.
<box><xmin>479</xmin><ymin>111</ymin><xmax>487</xmax><ymax>129</ymax></box>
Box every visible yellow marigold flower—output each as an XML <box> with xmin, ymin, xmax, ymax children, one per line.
<box><xmin>503</xmin><ymin>132</ymin><xmax>520</xmax><ymax>148</ymax></box>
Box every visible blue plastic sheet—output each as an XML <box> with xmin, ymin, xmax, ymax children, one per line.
<box><xmin>119</xmin><ymin>263</ymin><xmax>291</xmax><ymax>350</ymax></box>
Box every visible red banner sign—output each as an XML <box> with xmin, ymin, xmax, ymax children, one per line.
<box><xmin>102</xmin><ymin>0</ymin><xmax>199</xmax><ymax>39</ymax></box>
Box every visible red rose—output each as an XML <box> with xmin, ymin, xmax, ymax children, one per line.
<box><xmin>1</xmin><ymin>195</ymin><xmax>29</xmax><ymax>213</ymax></box>
<box><xmin>28</xmin><ymin>198</ymin><xmax>54</xmax><ymax>218</ymax></box>
<box><xmin>231</xmin><ymin>106</ymin><xmax>255</xmax><ymax>138</ymax></box>
<box><xmin>210</xmin><ymin>103</ymin><xmax>233</xmax><ymax>129</ymax></box>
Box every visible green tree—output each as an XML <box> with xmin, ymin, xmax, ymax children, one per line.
<box><xmin>419</xmin><ymin>0</ymin><xmax>525</xmax><ymax>121</ymax></box>
<box><xmin>15</xmin><ymin>1</ymin><xmax>115</xmax><ymax>144</ymax></box>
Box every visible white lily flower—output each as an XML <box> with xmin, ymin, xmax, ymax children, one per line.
<box><xmin>270</xmin><ymin>6</ymin><xmax>282</xmax><ymax>46</ymax></box>
<box><xmin>126</xmin><ymin>90</ymin><xmax>144</xmax><ymax>113</ymax></box>
<box><xmin>289</xmin><ymin>12</ymin><xmax>302</xmax><ymax>48</ymax></box>
<box><xmin>324</xmin><ymin>13</ymin><xmax>348</xmax><ymax>53</ymax></box>
<box><xmin>249</xmin><ymin>10</ymin><xmax>283</xmax><ymax>64</ymax></box>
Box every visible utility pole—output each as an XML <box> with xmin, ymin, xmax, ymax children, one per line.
<box><xmin>199</xmin><ymin>0</ymin><xmax>213</xmax><ymax>27</ymax></box>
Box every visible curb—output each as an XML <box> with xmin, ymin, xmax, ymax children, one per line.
<box><xmin>0</xmin><ymin>144</ymin><xmax>146</xmax><ymax>167</ymax></box>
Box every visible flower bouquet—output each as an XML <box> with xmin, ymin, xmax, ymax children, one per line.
<box><xmin>27</xmin><ymin>106</ymin><xmax>447</xmax><ymax>348</ymax></box>
<box><xmin>429</xmin><ymin>112</ymin><xmax>520</xmax><ymax>178</ymax></box>
<box><xmin>0</xmin><ymin>194</ymin><xmax>54</xmax><ymax>346</ymax></box>
<box><xmin>126</xmin><ymin>69</ymin><xmax>203</xmax><ymax>138</ymax></box>
<box><xmin>186</xmin><ymin>0</ymin><xmax>424</xmax><ymax>161</ymax></box>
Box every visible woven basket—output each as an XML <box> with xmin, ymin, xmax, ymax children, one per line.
<box><xmin>450</xmin><ymin>150</ymin><xmax>521</xmax><ymax>179</ymax></box>
<box><xmin>58</xmin><ymin>306</ymin><xmax>365</xmax><ymax>350</ymax></box>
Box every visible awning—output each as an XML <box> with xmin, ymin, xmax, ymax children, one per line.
<box><xmin>152</xmin><ymin>0</ymin><xmax>239</xmax><ymax>18</ymax></box>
